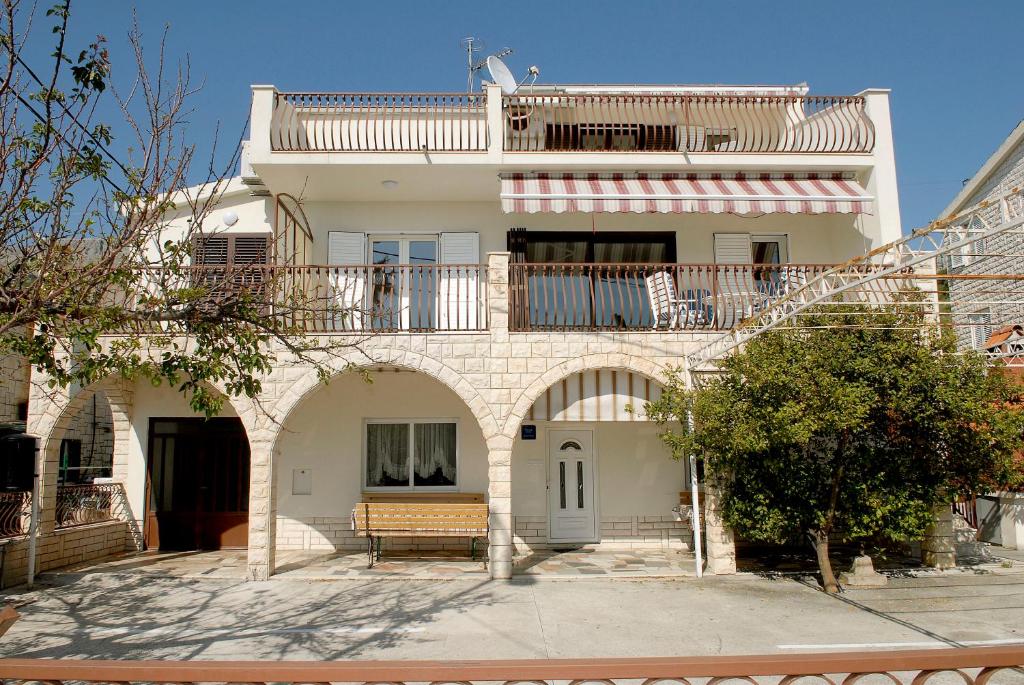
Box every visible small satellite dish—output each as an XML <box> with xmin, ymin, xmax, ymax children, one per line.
<box><xmin>487</xmin><ymin>55</ymin><xmax>518</xmax><ymax>95</ymax></box>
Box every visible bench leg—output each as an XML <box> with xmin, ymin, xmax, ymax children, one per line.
<box><xmin>471</xmin><ymin>537</ymin><xmax>476</xmax><ymax>561</ymax></box>
<box><xmin>376</xmin><ymin>536</ymin><xmax>383</xmax><ymax>562</ymax></box>
<box><xmin>367</xmin><ymin>536</ymin><xmax>375</xmax><ymax>569</ymax></box>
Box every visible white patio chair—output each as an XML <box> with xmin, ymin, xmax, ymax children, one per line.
<box><xmin>645</xmin><ymin>271</ymin><xmax>700</xmax><ymax>329</ymax></box>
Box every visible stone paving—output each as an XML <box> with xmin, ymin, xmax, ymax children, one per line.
<box><xmin>47</xmin><ymin>547</ymin><xmax>697</xmax><ymax>581</ymax></box>
<box><xmin>514</xmin><ymin>548</ymin><xmax>696</xmax><ymax>577</ymax></box>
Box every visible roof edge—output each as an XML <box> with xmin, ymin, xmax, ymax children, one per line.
<box><xmin>940</xmin><ymin>119</ymin><xmax>1024</xmax><ymax>219</ymax></box>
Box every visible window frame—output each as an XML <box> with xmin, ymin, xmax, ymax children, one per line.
<box><xmin>362</xmin><ymin>417</ymin><xmax>460</xmax><ymax>492</ymax></box>
<box><xmin>368</xmin><ymin>234</ymin><xmax>440</xmax><ymax>266</ymax></box>
<box><xmin>750</xmin><ymin>234</ymin><xmax>790</xmax><ymax>264</ymax></box>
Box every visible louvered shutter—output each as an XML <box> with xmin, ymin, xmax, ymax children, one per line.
<box><xmin>713</xmin><ymin>233</ymin><xmax>756</xmax><ymax>327</ymax></box>
<box><xmin>327</xmin><ymin>232</ymin><xmax>367</xmax><ymax>330</ymax></box>
<box><xmin>438</xmin><ymin>232</ymin><xmax>480</xmax><ymax>330</ymax></box>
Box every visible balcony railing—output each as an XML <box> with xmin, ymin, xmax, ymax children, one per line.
<box><xmin>509</xmin><ymin>263</ymin><xmax>836</xmax><ymax>332</ymax></box>
<box><xmin>138</xmin><ymin>264</ymin><xmax>488</xmax><ymax>334</ymax></box>
<box><xmin>272</xmin><ymin>92</ymin><xmax>489</xmax><ymax>152</ymax></box>
<box><xmin>266</xmin><ymin>91</ymin><xmax>875</xmax><ymax>154</ymax></box>
<box><xmin>504</xmin><ymin>94</ymin><xmax>875</xmax><ymax>153</ymax></box>
<box><xmin>0</xmin><ymin>491</ymin><xmax>30</xmax><ymax>538</ymax></box>
<box><xmin>55</xmin><ymin>484</ymin><xmax>118</xmax><ymax>529</ymax></box>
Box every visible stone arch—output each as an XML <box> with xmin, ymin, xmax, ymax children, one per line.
<box><xmin>266</xmin><ymin>349</ymin><xmax>499</xmax><ymax>453</ymax></box>
<box><xmin>501</xmin><ymin>353</ymin><xmax>671</xmax><ymax>437</ymax></box>
<box><xmin>30</xmin><ymin>373</ymin><xmax>257</xmax><ymax>540</ymax></box>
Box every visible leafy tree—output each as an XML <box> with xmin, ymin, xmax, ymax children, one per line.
<box><xmin>0</xmin><ymin>1</ymin><xmax>355</xmax><ymax>416</ymax></box>
<box><xmin>647</xmin><ymin>304</ymin><xmax>1024</xmax><ymax>592</ymax></box>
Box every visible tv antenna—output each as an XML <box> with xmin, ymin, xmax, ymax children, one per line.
<box><xmin>461</xmin><ymin>37</ymin><xmax>513</xmax><ymax>92</ymax></box>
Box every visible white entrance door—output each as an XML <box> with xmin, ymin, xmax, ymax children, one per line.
<box><xmin>548</xmin><ymin>429</ymin><xmax>598</xmax><ymax>542</ymax></box>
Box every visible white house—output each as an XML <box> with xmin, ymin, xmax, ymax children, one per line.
<box><xmin>19</xmin><ymin>80</ymin><xmax>904</xmax><ymax>582</ymax></box>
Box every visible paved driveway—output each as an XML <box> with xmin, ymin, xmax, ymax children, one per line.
<box><xmin>1</xmin><ymin>567</ymin><xmax>1022</xmax><ymax>660</ymax></box>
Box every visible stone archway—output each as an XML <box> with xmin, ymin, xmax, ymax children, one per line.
<box><xmin>247</xmin><ymin>349</ymin><xmax>501</xmax><ymax>580</ymax></box>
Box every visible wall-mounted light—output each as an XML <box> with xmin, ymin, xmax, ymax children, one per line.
<box><xmin>222</xmin><ymin>210</ymin><xmax>239</xmax><ymax>227</ymax></box>
<box><xmin>381</xmin><ymin>180</ymin><xmax>399</xmax><ymax>189</ymax></box>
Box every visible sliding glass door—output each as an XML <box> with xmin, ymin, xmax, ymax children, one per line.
<box><xmin>370</xmin><ymin>237</ymin><xmax>438</xmax><ymax>330</ymax></box>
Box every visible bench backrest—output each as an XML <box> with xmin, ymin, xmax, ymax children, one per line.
<box><xmin>352</xmin><ymin>502</ymin><xmax>489</xmax><ymax>534</ymax></box>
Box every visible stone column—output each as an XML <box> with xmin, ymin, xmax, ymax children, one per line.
<box><xmin>922</xmin><ymin>505</ymin><xmax>956</xmax><ymax>569</ymax></box>
<box><xmin>703</xmin><ymin>486</ymin><xmax>737</xmax><ymax>574</ymax></box>
<box><xmin>246</xmin><ymin>428</ymin><xmax>277</xmax><ymax>581</ymax></box>
<box><xmin>487</xmin><ymin>434</ymin><xmax>514</xmax><ymax>580</ymax></box>
<box><xmin>104</xmin><ymin>379</ymin><xmax>141</xmax><ymax>551</ymax></box>
<box><xmin>487</xmin><ymin>252</ymin><xmax>510</xmax><ymax>343</ymax></box>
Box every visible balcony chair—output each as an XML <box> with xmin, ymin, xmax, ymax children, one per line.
<box><xmin>645</xmin><ymin>271</ymin><xmax>704</xmax><ymax>329</ymax></box>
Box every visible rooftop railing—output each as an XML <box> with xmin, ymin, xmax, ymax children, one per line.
<box><xmin>503</xmin><ymin>94</ymin><xmax>875</xmax><ymax>153</ymax></box>
<box><xmin>266</xmin><ymin>91</ymin><xmax>875</xmax><ymax>154</ymax></box>
<box><xmin>271</xmin><ymin>92</ymin><xmax>489</xmax><ymax>152</ymax></box>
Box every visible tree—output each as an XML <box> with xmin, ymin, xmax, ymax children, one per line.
<box><xmin>646</xmin><ymin>303</ymin><xmax>1024</xmax><ymax>593</ymax></box>
<box><xmin>0</xmin><ymin>1</ymin><xmax>355</xmax><ymax>416</ymax></box>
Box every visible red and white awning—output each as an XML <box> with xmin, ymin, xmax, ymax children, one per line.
<box><xmin>500</xmin><ymin>172</ymin><xmax>873</xmax><ymax>215</ymax></box>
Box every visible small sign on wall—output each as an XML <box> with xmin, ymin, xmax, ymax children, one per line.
<box><xmin>292</xmin><ymin>468</ymin><xmax>312</xmax><ymax>495</ymax></box>
<box><xmin>521</xmin><ymin>425</ymin><xmax>537</xmax><ymax>440</ymax></box>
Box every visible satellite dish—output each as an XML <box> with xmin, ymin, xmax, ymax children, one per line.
<box><xmin>487</xmin><ymin>55</ymin><xmax>518</xmax><ymax>95</ymax></box>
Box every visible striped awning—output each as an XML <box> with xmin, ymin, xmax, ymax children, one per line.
<box><xmin>500</xmin><ymin>172</ymin><xmax>873</xmax><ymax>215</ymax></box>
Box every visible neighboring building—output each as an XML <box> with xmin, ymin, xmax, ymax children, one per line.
<box><xmin>22</xmin><ymin>80</ymin><xmax>903</xmax><ymax>581</ymax></box>
<box><xmin>940</xmin><ymin>120</ymin><xmax>1024</xmax><ymax>353</ymax></box>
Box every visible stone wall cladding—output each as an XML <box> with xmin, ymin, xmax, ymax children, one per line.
<box><xmin>0</xmin><ymin>353</ymin><xmax>29</xmax><ymax>423</ymax></box>
<box><xmin>61</xmin><ymin>389</ymin><xmax>115</xmax><ymax>478</ymax></box>
<box><xmin>513</xmin><ymin>515</ymin><xmax>693</xmax><ymax>553</ymax></box>
<box><xmin>948</xmin><ymin>137</ymin><xmax>1024</xmax><ymax>348</ymax></box>
<box><xmin>0</xmin><ymin>520</ymin><xmax>127</xmax><ymax>587</ymax></box>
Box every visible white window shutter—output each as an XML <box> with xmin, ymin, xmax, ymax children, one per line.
<box><xmin>327</xmin><ymin>231</ymin><xmax>366</xmax><ymax>330</ymax></box>
<box><xmin>713</xmin><ymin>233</ymin><xmax>752</xmax><ymax>264</ymax></box>
<box><xmin>439</xmin><ymin>232</ymin><xmax>480</xmax><ymax>330</ymax></box>
<box><xmin>713</xmin><ymin>234</ymin><xmax>755</xmax><ymax>328</ymax></box>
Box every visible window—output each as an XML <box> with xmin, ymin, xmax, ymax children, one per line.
<box><xmin>365</xmin><ymin>420</ymin><xmax>457</xmax><ymax>489</ymax></box>
<box><xmin>369</xmin><ymin>236</ymin><xmax>439</xmax><ymax>330</ymax></box>
<box><xmin>969</xmin><ymin>310</ymin><xmax>992</xmax><ymax>351</ymax></box>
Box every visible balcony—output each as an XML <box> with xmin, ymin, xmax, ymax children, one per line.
<box><xmin>139</xmin><ymin>262</ymin><xmax>860</xmax><ymax>335</ymax></box>
<box><xmin>265</xmin><ymin>89</ymin><xmax>876</xmax><ymax>155</ymax></box>
<box><xmin>508</xmin><ymin>263</ymin><xmax>834</xmax><ymax>332</ymax></box>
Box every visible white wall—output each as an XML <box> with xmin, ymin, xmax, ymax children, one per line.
<box><xmin>301</xmin><ymin>200</ymin><xmax>873</xmax><ymax>265</ymax></box>
<box><xmin>274</xmin><ymin>370</ymin><xmax>489</xmax><ymax>522</ymax></box>
<box><xmin>124</xmin><ymin>380</ymin><xmax>240</xmax><ymax>530</ymax></box>
<box><xmin>512</xmin><ymin>422</ymin><xmax>684</xmax><ymax>519</ymax></box>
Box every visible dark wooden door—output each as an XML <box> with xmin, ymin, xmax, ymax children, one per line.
<box><xmin>145</xmin><ymin>418</ymin><xmax>250</xmax><ymax>550</ymax></box>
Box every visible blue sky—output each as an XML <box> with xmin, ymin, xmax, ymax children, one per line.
<box><xmin>33</xmin><ymin>0</ymin><xmax>1024</xmax><ymax>233</ymax></box>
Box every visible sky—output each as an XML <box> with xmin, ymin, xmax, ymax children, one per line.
<box><xmin>26</xmin><ymin>0</ymin><xmax>1024</xmax><ymax>234</ymax></box>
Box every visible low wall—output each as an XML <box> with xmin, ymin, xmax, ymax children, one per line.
<box><xmin>0</xmin><ymin>520</ymin><xmax>128</xmax><ymax>588</ymax></box>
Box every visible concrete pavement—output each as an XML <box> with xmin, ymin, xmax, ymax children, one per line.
<box><xmin>1</xmin><ymin>568</ymin><xmax>1022</xmax><ymax>660</ymax></box>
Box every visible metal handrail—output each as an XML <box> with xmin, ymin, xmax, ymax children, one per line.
<box><xmin>0</xmin><ymin>646</ymin><xmax>1020</xmax><ymax>682</ymax></box>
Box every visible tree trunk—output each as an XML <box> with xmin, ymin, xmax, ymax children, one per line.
<box><xmin>812</xmin><ymin>529</ymin><xmax>840</xmax><ymax>593</ymax></box>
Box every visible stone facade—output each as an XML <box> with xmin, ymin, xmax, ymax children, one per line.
<box><xmin>946</xmin><ymin>131</ymin><xmax>1024</xmax><ymax>349</ymax></box>
<box><xmin>21</xmin><ymin>254</ymin><xmax>738</xmax><ymax>582</ymax></box>
<box><xmin>0</xmin><ymin>353</ymin><xmax>29</xmax><ymax>424</ymax></box>
<box><xmin>0</xmin><ymin>520</ymin><xmax>128</xmax><ymax>588</ymax></box>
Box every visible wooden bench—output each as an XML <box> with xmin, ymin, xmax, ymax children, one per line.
<box><xmin>351</xmin><ymin>501</ymin><xmax>489</xmax><ymax>568</ymax></box>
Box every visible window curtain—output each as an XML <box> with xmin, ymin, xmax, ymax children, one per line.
<box><xmin>366</xmin><ymin>423</ymin><xmax>409</xmax><ymax>487</ymax></box>
<box><xmin>413</xmin><ymin>423</ymin><xmax>456</xmax><ymax>486</ymax></box>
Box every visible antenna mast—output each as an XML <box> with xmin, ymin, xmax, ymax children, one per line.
<box><xmin>460</xmin><ymin>37</ymin><xmax>485</xmax><ymax>93</ymax></box>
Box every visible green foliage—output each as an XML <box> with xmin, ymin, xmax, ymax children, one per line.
<box><xmin>647</xmin><ymin>304</ymin><xmax>1024</xmax><ymax>547</ymax></box>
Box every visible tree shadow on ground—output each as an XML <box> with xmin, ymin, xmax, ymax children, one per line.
<box><xmin>0</xmin><ymin>564</ymin><xmax>504</xmax><ymax>660</ymax></box>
